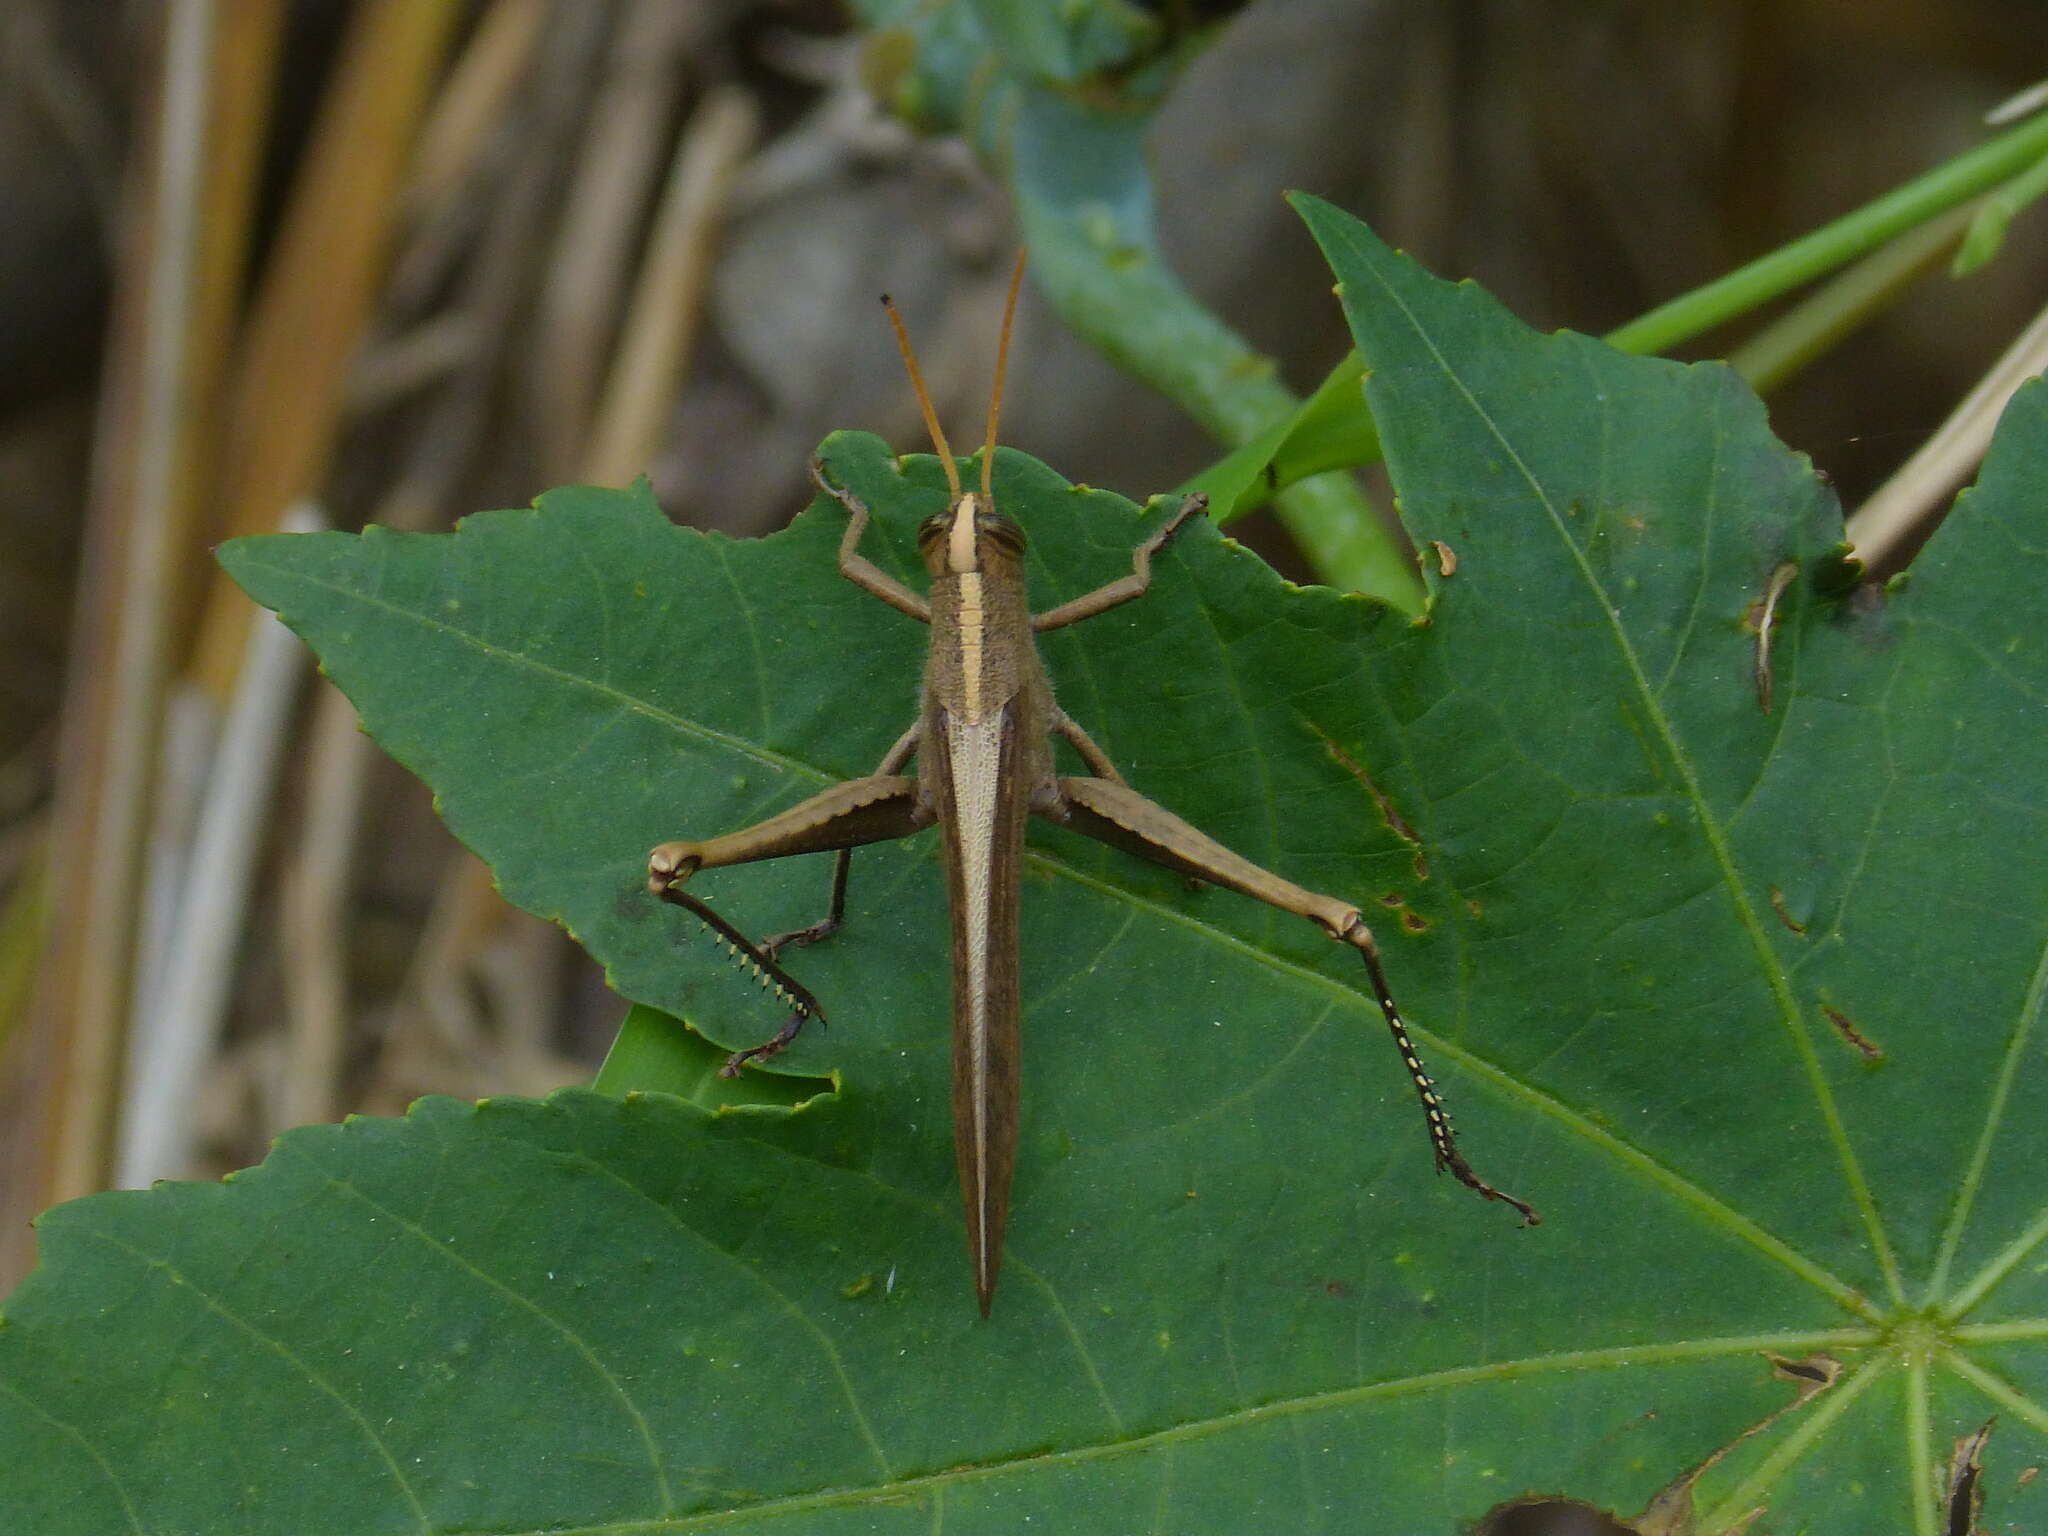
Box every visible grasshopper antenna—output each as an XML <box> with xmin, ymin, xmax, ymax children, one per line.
<box><xmin>881</xmin><ymin>291</ymin><xmax>961</xmax><ymax>500</ymax></box>
<box><xmin>980</xmin><ymin>250</ymin><xmax>1028</xmax><ymax>504</ymax></box>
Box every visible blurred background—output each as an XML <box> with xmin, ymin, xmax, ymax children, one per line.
<box><xmin>4</xmin><ymin>0</ymin><xmax>2046</xmax><ymax>1299</ymax></box>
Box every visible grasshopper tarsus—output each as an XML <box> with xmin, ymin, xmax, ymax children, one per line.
<box><xmin>757</xmin><ymin>915</ymin><xmax>841</xmax><ymax>963</ymax></box>
<box><xmin>1030</xmin><ymin>491</ymin><xmax>1210</xmax><ymax>635</ymax></box>
<box><xmin>1343</xmin><ymin>920</ymin><xmax>1538</xmax><ymax>1227</ymax></box>
<box><xmin>720</xmin><ymin>1012</ymin><xmax>808</xmax><ymax>1077</ymax></box>
<box><xmin>760</xmin><ymin>842</ymin><xmax>856</xmax><ymax>962</ymax></box>
<box><xmin>1161</xmin><ymin>490</ymin><xmax>1209</xmax><ymax>539</ymax></box>
<box><xmin>1432</xmin><ymin>1132</ymin><xmax>1541</xmax><ymax>1226</ymax></box>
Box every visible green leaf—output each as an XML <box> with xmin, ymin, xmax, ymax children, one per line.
<box><xmin>1179</xmin><ymin>350</ymin><xmax>1377</xmax><ymax>518</ymax></box>
<box><xmin>1294</xmin><ymin>192</ymin><xmax>2048</xmax><ymax>1530</ymax></box>
<box><xmin>848</xmin><ymin>0</ymin><xmax>1425</xmax><ymax>604</ymax></box>
<box><xmin>7</xmin><ymin>201</ymin><xmax>2048</xmax><ymax>1532</ymax></box>
<box><xmin>592</xmin><ymin>1002</ymin><xmax>829</xmax><ymax>1108</ymax></box>
<box><xmin>1006</xmin><ymin>84</ymin><xmax>1421</xmax><ymax>606</ymax></box>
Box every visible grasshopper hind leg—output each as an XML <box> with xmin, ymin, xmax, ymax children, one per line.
<box><xmin>1045</xmin><ymin>774</ymin><xmax>1538</xmax><ymax>1226</ymax></box>
<box><xmin>646</xmin><ymin>729</ymin><xmax>929</xmax><ymax>1074</ymax></box>
<box><xmin>657</xmin><ymin>884</ymin><xmax>830</xmax><ymax>1072</ymax></box>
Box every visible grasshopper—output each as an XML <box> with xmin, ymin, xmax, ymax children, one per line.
<box><xmin>649</xmin><ymin>258</ymin><xmax>1534</xmax><ymax>1314</ymax></box>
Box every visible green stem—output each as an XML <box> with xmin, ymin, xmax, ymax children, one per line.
<box><xmin>1725</xmin><ymin>205</ymin><xmax>1975</xmax><ymax>394</ymax></box>
<box><xmin>1605</xmin><ymin>109</ymin><xmax>2048</xmax><ymax>355</ymax></box>
<box><xmin>1953</xmin><ymin>139</ymin><xmax>2048</xmax><ymax>273</ymax></box>
<box><xmin>1007</xmin><ymin>85</ymin><xmax>1424</xmax><ymax>609</ymax></box>
<box><xmin>1215</xmin><ymin>111</ymin><xmax>2048</xmax><ymax>531</ymax></box>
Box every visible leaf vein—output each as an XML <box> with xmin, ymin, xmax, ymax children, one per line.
<box><xmin>280</xmin><ymin>1145</ymin><xmax>679</xmax><ymax>1513</ymax></box>
<box><xmin>79</xmin><ymin>1226</ymin><xmax>434</xmax><ymax>1532</ymax></box>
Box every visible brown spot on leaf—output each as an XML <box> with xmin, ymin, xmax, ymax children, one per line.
<box><xmin>1769</xmin><ymin>886</ymin><xmax>1808</xmax><ymax>935</ymax></box>
<box><xmin>1622</xmin><ymin>1354</ymin><xmax>1842</xmax><ymax>1535</ymax></box>
<box><xmin>1945</xmin><ymin>1418</ymin><xmax>1995</xmax><ymax>1536</ymax></box>
<box><xmin>1311</xmin><ymin>725</ymin><xmax>1429</xmax><ymax>879</ymax></box>
<box><xmin>1768</xmin><ymin>1353</ymin><xmax>1842</xmax><ymax>1399</ymax></box>
<box><xmin>1821</xmin><ymin>1005</ymin><xmax>1884</xmax><ymax>1061</ymax></box>
<box><xmin>1744</xmin><ymin>560</ymin><xmax>1799</xmax><ymax>713</ymax></box>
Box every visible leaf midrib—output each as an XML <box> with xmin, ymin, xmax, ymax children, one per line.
<box><xmin>445</xmin><ymin>1327</ymin><xmax>1882</xmax><ymax>1535</ymax></box>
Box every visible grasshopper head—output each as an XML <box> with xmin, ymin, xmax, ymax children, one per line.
<box><xmin>918</xmin><ymin>491</ymin><xmax>1027</xmax><ymax>576</ymax></box>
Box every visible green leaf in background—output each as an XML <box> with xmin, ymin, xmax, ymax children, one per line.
<box><xmin>853</xmin><ymin>0</ymin><xmax>1423</xmax><ymax>607</ymax></box>
<box><xmin>1179</xmin><ymin>349</ymin><xmax>1378</xmax><ymax>518</ymax></box>
<box><xmin>6</xmin><ymin>199</ymin><xmax>2047</xmax><ymax>1532</ymax></box>
<box><xmin>592</xmin><ymin>1002</ymin><xmax>828</xmax><ymax>1109</ymax></box>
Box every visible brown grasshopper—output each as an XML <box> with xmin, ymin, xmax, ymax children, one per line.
<box><xmin>649</xmin><ymin>258</ymin><xmax>1535</xmax><ymax>1315</ymax></box>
